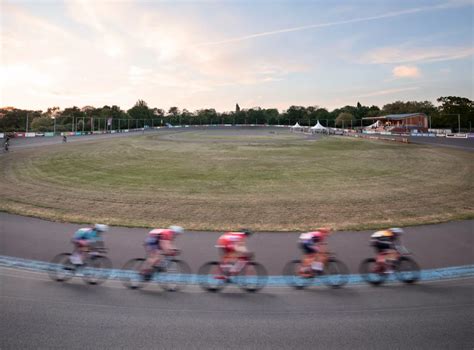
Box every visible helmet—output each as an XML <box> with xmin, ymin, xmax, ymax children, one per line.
<box><xmin>317</xmin><ymin>227</ymin><xmax>331</xmax><ymax>235</ymax></box>
<box><xmin>94</xmin><ymin>224</ymin><xmax>109</xmax><ymax>232</ymax></box>
<box><xmin>389</xmin><ymin>227</ymin><xmax>404</xmax><ymax>236</ymax></box>
<box><xmin>169</xmin><ymin>225</ymin><xmax>184</xmax><ymax>235</ymax></box>
<box><xmin>240</xmin><ymin>228</ymin><xmax>254</xmax><ymax>236</ymax></box>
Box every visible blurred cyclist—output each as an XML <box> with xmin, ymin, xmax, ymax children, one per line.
<box><xmin>70</xmin><ymin>224</ymin><xmax>109</xmax><ymax>265</ymax></box>
<box><xmin>140</xmin><ymin>225</ymin><xmax>184</xmax><ymax>280</ymax></box>
<box><xmin>216</xmin><ymin>229</ymin><xmax>253</xmax><ymax>274</ymax></box>
<box><xmin>4</xmin><ymin>136</ymin><xmax>10</xmax><ymax>152</ymax></box>
<box><xmin>370</xmin><ymin>227</ymin><xmax>404</xmax><ymax>272</ymax></box>
<box><xmin>298</xmin><ymin>228</ymin><xmax>331</xmax><ymax>277</ymax></box>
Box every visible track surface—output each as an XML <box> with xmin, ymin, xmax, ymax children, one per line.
<box><xmin>4</xmin><ymin>126</ymin><xmax>473</xmax><ymax>151</ymax></box>
<box><xmin>1</xmin><ymin>268</ymin><xmax>473</xmax><ymax>349</ymax></box>
<box><xmin>1</xmin><ymin>212</ymin><xmax>473</xmax><ymax>275</ymax></box>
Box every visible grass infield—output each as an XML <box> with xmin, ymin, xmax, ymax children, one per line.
<box><xmin>0</xmin><ymin>128</ymin><xmax>472</xmax><ymax>231</ymax></box>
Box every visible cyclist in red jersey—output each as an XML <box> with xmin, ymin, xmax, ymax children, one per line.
<box><xmin>140</xmin><ymin>225</ymin><xmax>184</xmax><ymax>279</ymax></box>
<box><xmin>298</xmin><ymin>228</ymin><xmax>331</xmax><ymax>277</ymax></box>
<box><xmin>215</xmin><ymin>229</ymin><xmax>253</xmax><ymax>274</ymax></box>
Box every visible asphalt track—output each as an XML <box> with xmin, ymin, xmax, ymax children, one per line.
<box><xmin>1</xmin><ymin>127</ymin><xmax>473</xmax><ymax>349</ymax></box>
<box><xmin>1</xmin><ymin>268</ymin><xmax>473</xmax><ymax>349</ymax></box>
<box><xmin>3</xmin><ymin>126</ymin><xmax>474</xmax><ymax>151</ymax></box>
<box><xmin>1</xmin><ymin>212</ymin><xmax>473</xmax><ymax>274</ymax></box>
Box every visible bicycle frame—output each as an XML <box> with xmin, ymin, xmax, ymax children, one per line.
<box><xmin>220</xmin><ymin>256</ymin><xmax>250</xmax><ymax>276</ymax></box>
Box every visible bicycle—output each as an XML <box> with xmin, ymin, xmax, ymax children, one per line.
<box><xmin>359</xmin><ymin>245</ymin><xmax>420</xmax><ymax>286</ymax></box>
<box><xmin>283</xmin><ymin>252</ymin><xmax>349</xmax><ymax>289</ymax></box>
<box><xmin>121</xmin><ymin>250</ymin><xmax>191</xmax><ymax>291</ymax></box>
<box><xmin>197</xmin><ymin>254</ymin><xmax>268</xmax><ymax>293</ymax></box>
<box><xmin>48</xmin><ymin>245</ymin><xmax>112</xmax><ymax>285</ymax></box>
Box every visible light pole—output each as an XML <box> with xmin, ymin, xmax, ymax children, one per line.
<box><xmin>52</xmin><ymin>116</ymin><xmax>56</xmax><ymax>134</ymax></box>
<box><xmin>26</xmin><ymin>113</ymin><xmax>29</xmax><ymax>133</ymax></box>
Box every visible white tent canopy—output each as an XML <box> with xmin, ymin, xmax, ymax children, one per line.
<box><xmin>290</xmin><ymin>122</ymin><xmax>302</xmax><ymax>129</ymax></box>
<box><xmin>310</xmin><ymin>120</ymin><xmax>327</xmax><ymax>130</ymax></box>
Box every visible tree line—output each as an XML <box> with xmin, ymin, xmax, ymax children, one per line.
<box><xmin>0</xmin><ymin>96</ymin><xmax>472</xmax><ymax>133</ymax></box>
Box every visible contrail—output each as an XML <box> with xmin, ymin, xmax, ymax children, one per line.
<box><xmin>194</xmin><ymin>3</ymin><xmax>458</xmax><ymax>47</ymax></box>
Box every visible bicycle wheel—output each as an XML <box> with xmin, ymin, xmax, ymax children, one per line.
<box><xmin>48</xmin><ymin>253</ymin><xmax>76</xmax><ymax>282</ymax></box>
<box><xmin>322</xmin><ymin>258</ymin><xmax>349</xmax><ymax>288</ymax></box>
<box><xmin>121</xmin><ymin>258</ymin><xmax>146</xmax><ymax>289</ymax></box>
<box><xmin>197</xmin><ymin>261</ymin><xmax>227</xmax><ymax>292</ymax></box>
<box><xmin>158</xmin><ymin>259</ymin><xmax>192</xmax><ymax>292</ymax></box>
<box><xmin>236</xmin><ymin>262</ymin><xmax>268</xmax><ymax>292</ymax></box>
<box><xmin>395</xmin><ymin>257</ymin><xmax>420</xmax><ymax>284</ymax></box>
<box><xmin>82</xmin><ymin>255</ymin><xmax>112</xmax><ymax>285</ymax></box>
<box><xmin>282</xmin><ymin>259</ymin><xmax>314</xmax><ymax>290</ymax></box>
<box><xmin>359</xmin><ymin>258</ymin><xmax>388</xmax><ymax>286</ymax></box>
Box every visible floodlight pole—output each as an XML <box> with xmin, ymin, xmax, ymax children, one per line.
<box><xmin>26</xmin><ymin>113</ymin><xmax>29</xmax><ymax>133</ymax></box>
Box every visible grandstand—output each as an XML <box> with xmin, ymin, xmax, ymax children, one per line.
<box><xmin>363</xmin><ymin>113</ymin><xmax>429</xmax><ymax>132</ymax></box>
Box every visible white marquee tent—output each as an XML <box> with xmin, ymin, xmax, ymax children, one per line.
<box><xmin>310</xmin><ymin>120</ymin><xmax>328</xmax><ymax>133</ymax></box>
<box><xmin>290</xmin><ymin>122</ymin><xmax>302</xmax><ymax>129</ymax></box>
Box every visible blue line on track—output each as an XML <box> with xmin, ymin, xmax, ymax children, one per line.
<box><xmin>1</xmin><ymin>255</ymin><xmax>473</xmax><ymax>286</ymax></box>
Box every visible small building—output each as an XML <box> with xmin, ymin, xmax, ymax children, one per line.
<box><xmin>363</xmin><ymin>113</ymin><xmax>428</xmax><ymax>130</ymax></box>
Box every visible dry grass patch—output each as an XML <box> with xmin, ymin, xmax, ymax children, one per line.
<box><xmin>0</xmin><ymin>129</ymin><xmax>472</xmax><ymax>231</ymax></box>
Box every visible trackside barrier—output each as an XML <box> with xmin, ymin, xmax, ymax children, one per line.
<box><xmin>345</xmin><ymin>133</ymin><xmax>409</xmax><ymax>144</ymax></box>
<box><xmin>446</xmin><ymin>133</ymin><xmax>468</xmax><ymax>139</ymax></box>
<box><xmin>1</xmin><ymin>255</ymin><xmax>473</xmax><ymax>287</ymax></box>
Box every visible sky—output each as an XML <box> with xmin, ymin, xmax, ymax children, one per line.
<box><xmin>1</xmin><ymin>0</ymin><xmax>473</xmax><ymax>112</ymax></box>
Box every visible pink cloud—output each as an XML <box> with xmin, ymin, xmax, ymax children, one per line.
<box><xmin>392</xmin><ymin>65</ymin><xmax>421</xmax><ymax>78</ymax></box>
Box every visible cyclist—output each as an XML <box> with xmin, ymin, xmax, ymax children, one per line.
<box><xmin>370</xmin><ymin>227</ymin><xmax>404</xmax><ymax>272</ymax></box>
<box><xmin>215</xmin><ymin>229</ymin><xmax>253</xmax><ymax>275</ymax></box>
<box><xmin>4</xmin><ymin>136</ymin><xmax>10</xmax><ymax>152</ymax></box>
<box><xmin>62</xmin><ymin>135</ymin><xmax>67</xmax><ymax>143</ymax></box>
<box><xmin>70</xmin><ymin>224</ymin><xmax>109</xmax><ymax>265</ymax></box>
<box><xmin>140</xmin><ymin>225</ymin><xmax>184</xmax><ymax>280</ymax></box>
<box><xmin>298</xmin><ymin>228</ymin><xmax>331</xmax><ymax>277</ymax></box>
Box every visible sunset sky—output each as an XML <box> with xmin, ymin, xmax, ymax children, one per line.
<box><xmin>1</xmin><ymin>0</ymin><xmax>473</xmax><ymax>112</ymax></box>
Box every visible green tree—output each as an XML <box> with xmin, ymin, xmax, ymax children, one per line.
<box><xmin>381</xmin><ymin>100</ymin><xmax>437</xmax><ymax>116</ymax></box>
<box><xmin>31</xmin><ymin>116</ymin><xmax>54</xmax><ymax>132</ymax></box>
<box><xmin>285</xmin><ymin>106</ymin><xmax>307</xmax><ymax>125</ymax></box>
<box><xmin>127</xmin><ymin>100</ymin><xmax>153</xmax><ymax>125</ymax></box>
<box><xmin>263</xmin><ymin>108</ymin><xmax>279</xmax><ymax>125</ymax></box>
<box><xmin>168</xmin><ymin>106</ymin><xmax>180</xmax><ymax>125</ymax></box>
<box><xmin>436</xmin><ymin>96</ymin><xmax>473</xmax><ymax>131</ymax></box>
<box><xmin>335</xmin><ymin>112</ymin><xmax>355</xmax><ymax>128</ymax></box>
